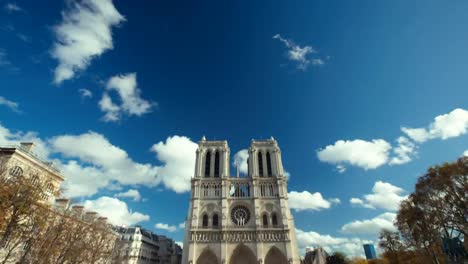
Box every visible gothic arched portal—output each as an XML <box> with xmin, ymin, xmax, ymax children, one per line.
<box><xmin>197</xmin><ymin>248</ymin><xmax>219</xmax><ymax>264</ymax></box>
<box><xmin>229</xmin><ymin>244</ymin><xmax>257</xmax><ymax>264</ymax></box>
<box><xmin>264</xmin><ymin>246</ymin><xmax>288</xmax><ymax>264</ymax></box>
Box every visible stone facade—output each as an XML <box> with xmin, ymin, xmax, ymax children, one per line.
<box><xmin>182</xmin><ymin>138</ymin><xmax>300</xmax><ymax>264</ymax></box>
<box><xmin>114</xmin><ymin>226</ymin><xmax>182</xmax><ymax>264</ymax></box>
<box><xmin>0</xmin><ymin>142</ymin><xmax>64</xmax><ymax>203</ymax></box>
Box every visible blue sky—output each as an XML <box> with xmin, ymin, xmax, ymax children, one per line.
<box><xmin>1</xmin><ymin>0</ymin><xmax>468</xmax><ymax>257</ymax></box>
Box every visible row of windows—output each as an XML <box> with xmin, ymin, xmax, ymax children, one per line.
<box><xmin>200</xmin><ymin>212</ymin><xmax>280</xmax><ymax>227</ymax></box>
<box><xmin>262</xmin><ymin>213</ymin><xmax>279</xmax><ymax>227</ymax></box>
<box><xmin>204</xmin><ymin>151</ymin><xmax>221</xmax><ymax>177</ymax></box>
<box><xmin>258</xmin><ymin>152</ymin><xmax>273</xmax><ymax>177</ymax></box>
<box><xmin>202</xmin><ymin>214</ymin><xmax>219</xmax><ymax>227</ymax></box>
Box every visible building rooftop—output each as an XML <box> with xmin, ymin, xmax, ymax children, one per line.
<box><xmin>0</xmin><ymin>143</ymin><xmax>61</xmax><ymax>174</ymax></box>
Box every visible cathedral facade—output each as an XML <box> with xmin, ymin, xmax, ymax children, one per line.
<box><xmin>182</xmin><ymin>138</ymin><xmax>300</xmax><ymax>264</ymax></box>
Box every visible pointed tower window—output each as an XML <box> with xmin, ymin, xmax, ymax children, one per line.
<box><xmin>272</xmin><ymin>213</ymin><xmax>278</xmax><ymax>226</ymax></box>
<box><xmin>258</xmin><ymin>152</ymin><xmax>264</xmax><ymax>177</ymax></box>
<box><xmin>204</xmin><ymin>151</ymin><xmax>211</xmax><ymax>177</ymax></box>
<box><xmin>214</xmin><ymin>151</ymin><xmax>220</xmax><ymax>177</ymax></box>
<box><xmin>202</xmin><ymin>214</ymin><xmax>208</xmax><ymax>227</ymax></box>
<box><xmin>266</xmin><ymin>152</ymin><xmax>272</xmax><ymax>177</ymax></box>
<box><xmin>212</xmin><ymin>214</ymin><xmax>219</xmax><ymax>227</ymax></box>
<box><xmin>262</xmin><ymin>214</ymin><xmax>268</xmax><ymax>226</ymax></box>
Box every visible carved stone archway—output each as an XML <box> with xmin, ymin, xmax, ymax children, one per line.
<box><xmin>197</xmin><ymin>248</ymin><xmax>219</xmax><ymax>264</ymax></box>
<box><xmin>264</xmin><ymin>246</ymin><xmax>288</xmax><ymax>264</ymax></box>
<box><xmin>229</xmin><ymin>244</ymin><xmax>257</xmax><ymax>264</ymax></box>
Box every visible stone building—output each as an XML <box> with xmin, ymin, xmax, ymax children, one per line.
<box><xmin>182</xmin><ymin>138</ymin><xmax>300</xmax><ymax>264</ymax></box>
<box><xmin>0</xmin><ymin>142</ymin><xmax>64</xmax><ymax>202</ymax></box>
<box><xmin>114</xmin><ymin>226</ymin><xmax>182</xmax><ymax>264</ymax></box>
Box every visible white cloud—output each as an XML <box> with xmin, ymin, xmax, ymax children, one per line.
<box><xmin>50</xmin><ymin>131</ymin><xmax>158</xmax><ymax>197</ymax></box>
<box><xmin>98</xmin><ymin>93</ymin><xmax>120</xmax><ymax>122</ymax></box>
<box><xmin>273</xmin><ymin>34</ymin><xmax>321</xmax><ymax>70</ymax></box>
<box><xmin>4</xmin><ymin>3</ymin><xmax>23</xmax><ymax>13</ymax></box>
<box><xmin>178</xmin><ymin>222</ymin><xmax>185</xmax><ymax>229</ymax></box>
<box><xmin>350</xmin><ymin>181</ymin><xmax>407</xmax><ymax>211</ymax></box>
<box><xmin>233</xmin><ymin>149</ymin><xmax>248</xmax><ymax>175</ymax></box>
<box><xmin>155</xmin><ymin>223</ymin><xmax>177</xmax><ymax>232</ymax></box>
<box><xmin>0</xmin><ymin>96</ymin><xmax>20</xmax><ymax>113</ymax></box>
<box><xmin>83</xmin><ymin>196</ymin><xmax>149</xmax><ymax>226</ymax></box>
<box><xmin>51</xmin><ymin>0</ymin><xmax>125</xmax><ymax>84</ymax></box>
<box><xmin>115</xmin><ymin>189</ymin><xmax>142</xmax><ymax>201</ymax></box>
<box><xmin>295</xmin><ymin>228</ymin><xmax>370</xmax><ymax>257</ymax></box>
<box><xmin>288</xmin><ymin>191</ymin><xmax>337</xmax><ymax>211</ymax></box>
<box><xmin>389</xmin><ymin>136</ymin><xmax>416</xmax><ymax>165</ymax></box>
<box><xmin>0</xmin><ymin>124</ymin><xmax>199</xmax><ymax>197</ymax></box>
<box><xmin>99</xmin><ymin>73</ymin><xmax>154</xmax><ymax>122</ymax></box>
<box><xmin>349</xmin><ymin>198</ymin><xmax>368</xmax><ymax>208</ymax></box>
<box><xmin>329</xmin><ymin>198</ymin><xmax>341</xmax><ymax>204</ymax></box>
<box><xmin>341</xmin><ymin>212</ymin><xmax>397</xmax><ymax>235</ymax></box>
<box><xmin>79</xmin><ymin>88</ymin><xmax>93</xmax><ymax>99</ymax></box>
<box><xmin>402</xmin><ymin>108</ymin><xmax>468</xmax><ymax>143</ymax></box>
<box><xmin>150</xmin><ymin>136</ymin><xmax>198</xmax><ymax>193</ymax></box>
<box><xmin>0</xmin><ymin>124</ymin><xmax>50</xmax><ymax>158</ymax></box>
<box><xmin>463</xmin><ymin>150</ymin><xmax>468</xmax><ymax>157</ymax></box>
<box><xmin>317</xmin><ymin>139</ymin><xmax>391</xmax><ymax>171</ymax></box>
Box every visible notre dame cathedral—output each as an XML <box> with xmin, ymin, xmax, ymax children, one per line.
<box><xmin>182</xmin><ymin>137</ymin><xmax>300</xmax><ymax>264</ymax></box>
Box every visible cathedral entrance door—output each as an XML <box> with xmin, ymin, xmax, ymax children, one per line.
<box><xmin>229</xmin><ymin>244</ymin><xmax>257</xmax><ymax>264</ymax></box>
<box><xmin>196</xmin><ymin>248</ymin><xmax>219</xmax><ymax>264</ymax></box>
<box><xmin>264</xmin><ymin>246</ymin><xmax>288</xmax><ymax>264</ymax></box>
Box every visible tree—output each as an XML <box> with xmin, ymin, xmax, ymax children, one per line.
<box><xmin>394</xmin><ymin>157</ymin><xmax>468</xmax><ymax>264</ymax></box>
<box><xmin>0</xmin><ymin>160</ymin><xmax>119</xmax><ymax>264</ymax></box>
<box><xmin>327</xmin><ymin>252</ymin><xmax>349</xmax><ymax>264</ymax></box>
<box><xmin>0</xmin><ymin>162</ymin><xmax>53</xmax><ymax>264</ymax></box>
<box><xmin>378</xmin><ymin>230</ymin><xmax>403</xmax><ymax>264</ymax></box>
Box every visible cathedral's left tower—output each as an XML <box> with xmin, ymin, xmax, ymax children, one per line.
<box><xmin>182</xmin><ymin>137</ymin><xmax>229</xmax><ymax>263</ymax></box>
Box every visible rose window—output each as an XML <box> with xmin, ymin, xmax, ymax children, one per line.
<box><xmin>230</xmin><ymin>205</ymin><xmax>250</xmax><ymax>226</ymax></box>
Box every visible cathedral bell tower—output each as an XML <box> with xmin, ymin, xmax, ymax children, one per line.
<box><xmin>182</xmin><ymin>137</ymin><xmax>300</xmax><ymax>264</ymax></box>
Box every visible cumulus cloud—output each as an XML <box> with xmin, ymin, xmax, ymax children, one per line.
<box><xmin>402</xmin><ymin>108</ymin><xmax>468</xmax><ymax>143</ymax></box>
<box><xmin>115</xmin><ymin>189</ymin><xmax>142</xmax><ymax>201</ymax></box>
<box><xmin>178</xmin><ymin>222</ymin><xmax>185</xmax><ymax>229</ymax></box>
<box><xmin>0</xmin><ymin>123</ymin><xmax>50</xmax><ymax>158</ymax></box>
<box><xmin>464</xmin><ymin>150</ymin><xmax>468</xmax><ymax>157</ymax></box>
<box><xmin>99</xmin><ymin>73</ymin><xmax>154</xmax><ymax>122</ymax></box>
<box><xmin>1</xmin><ymin>124</ymin><xmax>198</xmax><ymax>197</ymax></box>
<box><xmin>98</xmin><ymin>93</ymin><xmax>120</xmax><ymax>121</ymax></box>
<box><xmin>341</xmin><ymin>212</ymin><xmax>397</xmax><ymax>235</ymax></box>
<box><xmin>288</xmin><ymin>191</ymin><xmax>338</xmax><ymax>211</ymax></box>
<box><xmin>389</xmin><ymin>136</ymin><xmax>417</xmax><ymax>165</ymax></box>
<box><xmin>273</xmin><ymin>34</ymin><xmax>319</xmax><ymax>70</ymax></box>
<box><xmin>350</xmin><ymin>181</ymin><xmax>407</xmax><ymax>211</ymax></box>
<box><xmin>83</xmin><ymin>196</ymin><xmax>149</xmax><ymax>226</ymax></box>
<box><xmin>79</xmin><ymin>88</ymin><xmax>92</xmax><ymax>99</ymax></box>
<box><xmin>51</xmin><ymin>0</ymin><xmax>125</xmax><ymax>84</ymax></box>
<box><xmin>295</xmin><ymin>228</ymin><xmax>371</xmax><ymax>257</ymax></box>
<box><xmin>155</xmin><ymin>223</ymin><xmax>177</xmax><ymax>232</ymax></box>
<box><xmin>4</xmin><ymin>3</ymin><xmax>24</xmax><ymax>13</ymax></box>
<box><xmin>233</xmin><ymin>149</ymin><xmax>248</xmax><ymax>175</ymax></box>
<box><xmin>0</xmin><ymin>96</ymin><xmax>20</xmax><ymax>113</ymax></box>
<box><xmin>150</xmin><ymin>136</ymin><xmax>198</xmax><ymax>193</ymax></box>
<box><xmin>317</xmin><ymin>139</ymin><xmax>391</xmax><ymax>172</ymax></box>
<box><xmin>50</xmin><ymin>131</ymin><xmax>158</xmax><ymax>197</ymax></box>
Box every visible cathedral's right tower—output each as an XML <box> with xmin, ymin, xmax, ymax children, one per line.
<box><xmin>182</xmin><ymin>137</ymin><xmax>300</xmax><ymax>264</ymax></box>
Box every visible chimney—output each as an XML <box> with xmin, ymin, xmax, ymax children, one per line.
<box><xmin>85</xmin><ymin>211</ymin><xmax>98</xmax><ymax>222</ymax></box>
<box><xmin>20</xmin><ymin>142</ymin><xmax>35</xmax><ymax>152</ymax></box>
<box><xmin>71</xmin><ymin>205</ymin><xmax>85</xmax><ymax>218</ymax></box>
<box><xmin>55</xmin><ymin>198</ymin><xmax>70</xmax><ymax>210</ymax></box>
<box><xmin>97</xmin><ymin>217</ymin><xmax>108</xmax><ymax>225</ymax></box>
